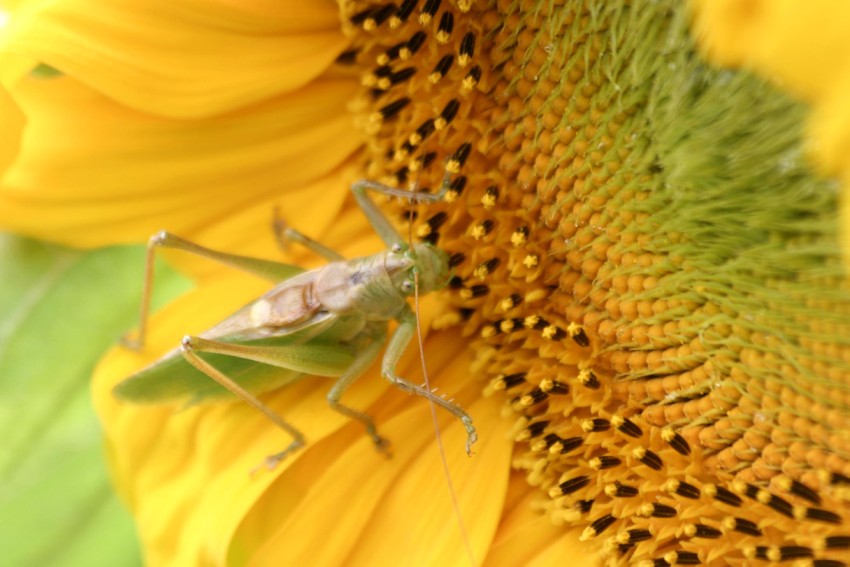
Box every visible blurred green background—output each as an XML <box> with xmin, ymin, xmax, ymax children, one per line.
<box><xmin>0</xmin><ymin>234</ymin><xmax>190</xmax><ymax>566</ymax></box>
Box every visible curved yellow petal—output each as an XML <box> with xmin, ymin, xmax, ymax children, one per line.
<box><xmin>0</xmin><ymin>85</ymin><xmax>24</xmax><ymax>176</ymax></box>
<box><xmin>0</xmin><ymin>0</ymin><xmax>348</xmax><ymax>118</ymax></box>
<box><xmin>690</xmin><ymin>0</ymin><xmax>850</xmax><ymax>103</ymax></box>
<box><xmin>524</xmin><ymin>531</ymin><xmax>601</xmax><ymax>567</ymax></box>
<box><xmin>0</xmin><ymin>72</ymin><xmax>360</xmax><ymax>249</ymax></box>
<box><xmin>337</xmin><ymin>347</ymin><xmax>511</xmax><ymax>566</ymax></box>
<box><xmin>484</xmin><ymin>489</ymin><xmax>599</xmax><ymax>567</ymax></box>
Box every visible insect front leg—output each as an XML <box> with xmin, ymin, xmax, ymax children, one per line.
<box><xmin>125</xmin><ymin>231</ymin><xmax>304</xmax><ymax>350</ymax></box>
<box><xmin>349</xmin><ymin>174</ymin><xmax>453</xmax><ymax>246</ymax></box>
<box><xmin>350</xmin><ymin>181</ymin><xmax>415</xmax><ymax>247</ymax></box>
<box><xmin>383</xmin><ymin>307</ymin><xmax>478</xmax><ymax>455</ymax></box>
<box><xmin>325</xmin><ymin>327</ymin><xmax>392</xmax><ymax>455</ymax></box>
<box><xmin>179</xmin><ymin>335</ymin><xmax>305</xmax><ymax>468</ymax></box>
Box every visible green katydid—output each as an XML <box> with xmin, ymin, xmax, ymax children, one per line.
<box><xmin>114</xmin><ymin>180</ymin><xmax>477</xmax><ymax>467</ymax></box>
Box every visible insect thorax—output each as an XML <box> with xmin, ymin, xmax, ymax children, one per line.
<box><xmin>314</xmin><ymin>255</ymin><xmax>408</xmax><ymax>320</ymax></box>
<box><xmin>313</xmin><ymin>244</ymin><xmax>449</xmax><ymax>321</ymax></box>
<box><xmin>408</xmin><ymin>242</ymin><xmax>451</xmax><ymax>294</ymax></box>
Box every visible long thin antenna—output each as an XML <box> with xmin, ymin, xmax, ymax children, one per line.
<box><xmin>409</xmin><ymin>186</ymin><xmax>476</xmax><ymax>566</ymax></box>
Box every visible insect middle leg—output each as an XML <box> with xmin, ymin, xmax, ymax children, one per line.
<box><xmin>272</xmin><ymin>208</ymin><xmax>345</xmax><ymax>262</ymax></box>
<box><xmin>325</xmin><ymin>326</ymin><xmax>392</xmax><ymax>456</ymax></box>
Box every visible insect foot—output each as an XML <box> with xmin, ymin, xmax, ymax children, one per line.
<box><xmin>384</xmin><ymin>370</ymin><xmax>478</xmax><ymax>456</ymax></box>
<box><xmin>120</xmin><ymin>334</ymin><xmax>143</xmax><ymax>352</ymax></box>
<box><xmin>177</xmin><ymin>335</ymin><xmax>309</xmax><ymax>471</ymax></box>
<box><xmin>461</xmin><ymin>416</ymin><xmax>478</xmax><ymax>456</ymax></box>
<box><xmin>372</xmin><ymin>435</ymin><xmax>393</xmax><ymax>458</ymax></box>
<box><xmin>270</xmin><ymin>206</ymin><xmax>293</xmax><ymax>252</ymax></box>
<box><xmin>252</xmin><ymin>440</ymin><xmax>307</xmax><ymax>474</ymax></box>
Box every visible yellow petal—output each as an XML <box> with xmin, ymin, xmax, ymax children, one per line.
<box><xmin>0</xmin><ymin>0</ymin><xmax>348</xmax><ymax>117</ymax></box>
<box><xmin>0</xmin><ymin>85</ymin><xmax>24</xmax><ymax>175</ymax></box>
<box><xmin>691</xmin><ymin>0</ymin><xmax>850</xmax><ymax>258</ymax></box>
<box><xmin>0</xmin><ymin>73</ymin><xmax>360</xmax><ymax>249</ymax></box>
<box><xmin>484</xmin><ymin>488</ymin><xmax>600</xmax><ymax>567</ymax></box>
<box><xmin>690</xmin><ymin>0</ymin><xmax>850</xmax><ymax>103</ymax></box>
<box><xmin>241</xmin><ymin>331</ymin><xmax>510</xmax><ymax>567</ymax></box>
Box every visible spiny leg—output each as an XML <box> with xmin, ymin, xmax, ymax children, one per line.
<box><xmin>382</xmin><ymin>307</ymin><xmax>478</xmax><ymax>455</ymax></box>
<box><xmin>180</xmin><ymin>335</ymin><xmax>305</xmax><ymax>468</ymax></box>
<box><xmin>350</xmin><ymin>174</ymin><xmax>452</xmax><ymax>241</ymax></box>
<box><xmin>124</xmin><ymin>231</ymin><xmax>304</xmax><ymax>350</ymax></box>
<box><xmin>350</xmin><ymin>168</ymin><xmax>453</xmax><ymax>246</ymax></box>
<box><xmin>186</xmin><ymin>332</ymin><xmax>391</xmax><ymax>456</ymax></box>
<box><xmin>271</xmin><ymin>207</ymin><xmax>345</xmax><ymax>262</ymax></box>
<box><xmin>350</xmin><ymin>179</ymin><xmax>443</xmax><ymax>248</ymax></box>
<box><xmin>325</xmin><ymin>327</ymin><xmax>391</xmax><ymax>455</ymax></box>
<box><xmin>352</xmin><ymin>176</ymin><xmax>449</xmax><ymax>205</ymax></box>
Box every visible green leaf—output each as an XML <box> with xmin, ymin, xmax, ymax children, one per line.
<box><xmin>0</xmin><ymin>234</ymin><xmax>191</xmax><ymax>567</ymax></box>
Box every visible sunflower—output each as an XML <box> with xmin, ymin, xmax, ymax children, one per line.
<box><xmin>2</xmin><ymin>1</ymin><xmax>850</xmax><ymax>566</ymax></box>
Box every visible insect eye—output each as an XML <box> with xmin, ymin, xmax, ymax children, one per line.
<box><xmin>400</xmin><ymin>279</ymin><xmax>415</xmax><ymax>294</ymax></box>
<box><xmin>391</xmin><ymin>243</ymin><xmax>404</xmax><ymax>254</ymax></box>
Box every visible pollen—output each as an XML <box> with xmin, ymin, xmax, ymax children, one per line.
<box><xmin>460</xmin><ymin>66</ymin><xmax>481</xmax><ymax>93</ymax></box>
<box><xmin>458</xmin><ymin>32</ymin><xmax>475</xmax><ymax>66</ymax></box>
<box><xmin>523</xmin><ymin>315</ymin><xmax>543</xmax><ymax>329</ymax></box>
<box><xmin>481</xmin><ymin>185</ymin><xmax>498</xmax><ymax>209</ymax></box>
<box><xmin>418</xmin><ymin>0</ymin><xmax>439</xmax><ymax>25</ymax></box>
<box><xmin>342</xmin><ymin>0</ymin><xmax>850</xmax><ymax>564</ymax></box>
<box><xmin>468</xmin><ymin>220</ymin><xmax>493</xmax><ymax>240</ymax></box>
<box><xmin>428</xmin><ymin>54</ymin><xmax>453</xmax><ymax>83</ymax></box>
<box><xmin>473</xmin><ymin>257</ymin><xmax>500</xmax><ymax>279</ymax></box>
<box><xmin>522</xmin><ymin>253</ymin><xmax>539</xmax><ymax>269</ymax></box>
<box><xmin>541</xmin><ymin>324</ymin><xmax>566</xmax><ymax>341</ymax></box>
<box><xmin>510</xmin><ymin>226</ymin><xmax>529</xmax><ymax>247</ymax></box>
<box><xmin>435</xmin><ymin>12</ymin><xmax>453</xmax><ymax>43</ymax></box>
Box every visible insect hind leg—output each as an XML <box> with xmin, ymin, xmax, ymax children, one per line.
<box><xmin>180</xmin><ymin>335</ymin><xmax>305</xmax><ymax>469</ymax></box>
<box><xmin>123</xmin><ymin>231</ymin><xmax>303</xmax><ymax>351</ymax></box>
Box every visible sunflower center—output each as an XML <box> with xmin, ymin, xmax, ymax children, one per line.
<box><xmin>341</xmin><ymin>0</ymin><xmax>850</xmax><ymax>563</ymax></box>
